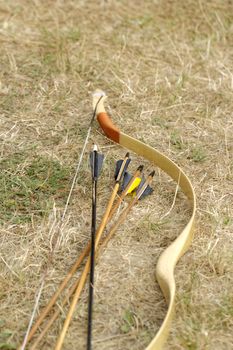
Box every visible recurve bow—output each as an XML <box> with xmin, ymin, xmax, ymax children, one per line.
<box><xmin>93</xmin><ymin>90</ymin><xmax>196</xmax><ymax>350</ymax></box>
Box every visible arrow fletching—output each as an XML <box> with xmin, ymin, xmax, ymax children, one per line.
<box><xmin>121</xmin><ymin>172</ymin><xmax>142</xmax><ymax>194</ymax></box>
<box><xmin>136</xmin><ymin>170</ymin><xmax>155</xmax><ymax>200</ymax></box>
<box><xmin>114</xmin><ymin>152</ymin><xmax>131</xmax><ymax>182</ymax></box>
<box><xmin>138</xmin><ymin>185</ymin><xmax>153</xmax><ymax>200</ymax></box>
<box><xmin>89</xmin><ymin>145</ymin><xmax>104</xmax><ymax>179</ymax></box>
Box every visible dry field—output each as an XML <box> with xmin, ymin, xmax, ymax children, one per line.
<box><xmin>0</xmin><ymin>0</ymin><xmax>232</xmax><ymax>349</ymax></box>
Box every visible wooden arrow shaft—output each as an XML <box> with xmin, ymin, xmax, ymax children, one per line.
<box><xmin>30</xmin><ymin>192</ymin><xmax>139</xmax><ymax>348</ymax></box>
<box><xmin>54</xmin><ymin>183</ymin><xmax>119</xmax><ymax>350</ymax></box>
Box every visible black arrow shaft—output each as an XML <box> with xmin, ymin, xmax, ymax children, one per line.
<box><xmin>87</xmin><ymin>148</ymin><xmax>102</xmax><ymax>350</ymax></box>
<box><xmin>87</xmin><ymin>174</ymin><xmax>97</xmax><ymax>350</ymax></box>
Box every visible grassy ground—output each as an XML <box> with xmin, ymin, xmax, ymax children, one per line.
<box><xmin>0</xmin><ymin>0</ymin><xmax>232</xmax><ymax>349</ymax></box>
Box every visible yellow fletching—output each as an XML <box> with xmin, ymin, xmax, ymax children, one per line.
<box><xmin>127</xmin><ymin>177</ymin><xmax>141</xmax><ymax>194</ymax></box>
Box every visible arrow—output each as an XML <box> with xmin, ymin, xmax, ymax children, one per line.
<box><xmin>26</xmin><ymin>160</ymin><xmax>143</xmax><ymax>349</ymax></box>
<box><xmin>54</xmin><ymin>152</ymin><xmax>131</xmax><ymax>350</ymax></box>
<box><xmin>107</xmin><ymin>164</ymin><xmax>143</xmax><ymax>222</ymax></box>
<box><xmin>114</xmin><ymin>154</ymin><xmax>131</xmax><ymax>181</ymax></box>
<box><xmin>30</xmin><ymin>167</ymin><xmax>150</xmax><ymax>350</ymax></box>
<box><xmin>100</xmin><ymin>170</ymin><xmax>155</xmax><ymax>250</ymax></box>
<box><xmin>87</xmin><ymin>145</ymin><xmax>104</xmax><ymax>350</ymax></box>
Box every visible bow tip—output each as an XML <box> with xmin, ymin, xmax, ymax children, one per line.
<box><xmin>93</xmin><ymin>89</ymin><xmax>107</xmax><ymax>98</ymax></box>
<box><xmin>92</xmin><ymin>89</ymin><xmax>107</xmax><ymax>113</ymax></box>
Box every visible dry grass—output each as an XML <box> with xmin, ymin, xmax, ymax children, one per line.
<box><xmin>0</xmin><ymin>0</ymin><xmax>233</xmax><ymax>349</ymax></box>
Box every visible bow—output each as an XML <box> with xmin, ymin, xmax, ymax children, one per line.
<box><xmin>93</xmin><ymin>90</ymin><xmax>196</xmax><ymax>350</ymax></box>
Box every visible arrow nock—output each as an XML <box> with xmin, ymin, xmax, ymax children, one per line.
<box><xmin>136</xmin><ymin>170</ymin><xmax>155</xmax><ymax>200</ymax></box>
<box><xmin>114</xmin><ymin>152</ymin><xmax>131</xmax><ymax>183</ymax></box>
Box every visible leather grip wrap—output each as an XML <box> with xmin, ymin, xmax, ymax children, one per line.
<box><xmin>97</xmin><ymin>112</ymin><xmax>120</xmax><ymax>143</ymax></box>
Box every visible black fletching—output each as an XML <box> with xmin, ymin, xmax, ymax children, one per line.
<box><xmin>114</xmin><ymin>159</ymin><xmax>123</xmax><ymax>180</ymax></box>
<box><xmin>121</xmin><ymin>171</ymin><xmax>132</xmax><ymax>191</ymax></box>
<box><xmin>114</xmin><ymin>158</ymin><xmax>131</xmax><ymax>182</ymax></box>
<box><xmin>139</xmin><ymin>185</ymin><xmax>153</xmax><ymax>200</ymax></box>
<box><xmin>90</xmin><ymin>151</ymin><xmax>104</xmax><ymax>179</ymax></box>
<box><xmin>136</xmin><ymin>175</ymin><xmax>153</xmax><ymax>200</ymax></box>
<box><xmin>120</xmin><ymin>165</ymin><xmax>144</xmax><ymax>192</ymax></box>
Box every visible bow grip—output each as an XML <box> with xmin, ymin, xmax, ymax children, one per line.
<box><xmin>97</xmin><ymin>112</ymin><xmax>120</xmax><ymax>143</ymax></box>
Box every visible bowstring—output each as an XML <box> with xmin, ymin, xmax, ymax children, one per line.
<box><xmin>20</xmin><ymin>95</ymin><xmax>104</xmax><ymax>350</ymax></box>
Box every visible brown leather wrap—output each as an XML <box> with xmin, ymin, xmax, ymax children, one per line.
<box><xmin>97</xmin><ymin>112</ymin><xmax>120</xmax><ymax>143</ymax></box>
